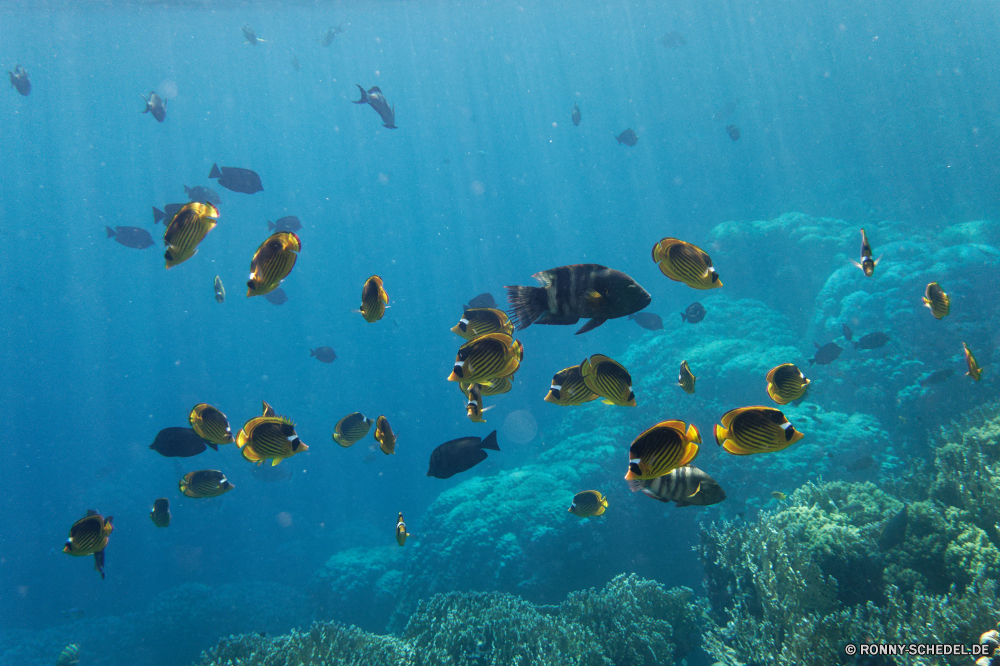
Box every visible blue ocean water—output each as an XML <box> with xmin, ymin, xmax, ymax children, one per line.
<box><xmin>2</xmin><ymin>0</ymin><xmax>999</xmax><ymax>664</ymax></box>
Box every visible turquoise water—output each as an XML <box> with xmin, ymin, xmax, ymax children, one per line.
<box><xmin>2</xmin><ymin>0</ymin><xmax>999</xmax><ymax>664</ymax></box>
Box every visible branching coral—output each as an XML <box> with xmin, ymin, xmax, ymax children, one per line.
<box><xmin>194</xmin><ymin>575</ymin><xmax>708</xmax><ymax>666</ymax></box>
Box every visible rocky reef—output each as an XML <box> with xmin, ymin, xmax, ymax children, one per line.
<box><xmin>194</xmin><ymin>573</ymin><xmax>708</xmax><ymax>666</ymax></box>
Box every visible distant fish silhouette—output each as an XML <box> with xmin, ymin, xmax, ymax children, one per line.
<box><xmin>616</xmin><ymin>128</ymin><xmax>638</xmax><ymax>147</ymax></box>
<box><xmin>353</xmin><ymin>85</ymin><xmax>396</xmax><ymax>129</ymax></box>
<box><xmin>571</xmin><ymin>102</ymin><xmax>581</xmax><ymax>126</ymax></box>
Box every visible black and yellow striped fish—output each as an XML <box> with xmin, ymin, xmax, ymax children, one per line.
<box><xmin>544</xmin><ymin>365</ymin><xmax>599</xmax><ymax>406</ymax></box>
<box><xmin>358</xmin><ymin>275</ymin><xmax>388</xmax><ymax>322</ymax></box>
<box><xmin>478</xmin><ymin>375</ymin><xmax>514</xmax><ymax>396</ymax></box>
<box><xmin>375</xmin><ymin>415</ymin><xmax>397</xmax><ymax>455</ymax></box>
<box><xmin>963</xmin><ymin>342</ymin><xmax>984</xmax><ymax>381</ymax></box>
<box><xmin>237</xmin><ymin>414</ymin><xmax>308</xmax><ymax>466</ymax></box>
<box><xmin>163</xmin><ymin>202</ymin><xmax>219</xmax><ymax>269</ymax></box>
<box><xmin>580</xmin><ymin>354</ymin><xmax>636</xmax><ymax>406</ymax></box>
<box><xmin>765</xmin><ymin>363</ymin><xmax>810</xmax><ymax>405</ymax></box>
<box><xmin>451</xmin><ymin>308</ymin><xmax>514</xmax><ymax>340</ymax></box>
<box><xmin>63</xmin><ymin>510</ymin><xmax>114</xmax><ymax>579</ymax></box>
<box><xmin>447</xmin><ymin>333</ymin><xmax>523</xmax><ymax>384</ymax></box>
<box><xmin>678</xmin><ymin>360</ymin><xmax>696</xmax><ymax>394</ymax></box>
<box><xmin>189</xmin><ymin>403</ymin><xmax>235</xmax><ymax>445</ymax></box>
<box><xmin>396</xmin><ymin>512</ymin><xmax>410</xmax><ymax>546</ymax></box>
<box><xmin>179</xmin><ymin>470</ymin><xmax>235</xmax><ymax>498</ymax></box>
<box><xmin>850</xmin><ymin>228</ymin><xmax>881</xmax><ymax>277</ymax></box>
<box><xmin>333</xmin><ymin>412</ymin><xmax>375</xmax><ymax>447</ymax></box>
<box><xmin>651</xmin><ymin>237</ymin><xmax>722</xmax><ymax>290</ymax></box>
<box><xmin>625</xmin><ymin>420</ymin><xmax>700</xmax><ymax>480</ymax></box>
<box><xmin>247</xmin><ymin>231</ymin><xmax>301</xmax><ymax>297</ymax></box>
<box><xmin>923</xmin><ymin>282</ymin><xmax>950</xmax><ymax>319</ymax></box>
<box><xmin>55</xmin><ymin>644</ymin><xmax>80</xmax><ymax>666</ymax></box>
<box><xmin>714</xmin><ymin>406</ymin><xmax>804</xmax><ymax>455</ymax></box>
<box><xmin>465</xmin><ymin>383</ymin><xmax>488</xmax><ymax>422</ymax></box>
<box><xmin>149</xmin><ymin>498</ymin><xmax>171</xmax><ymax>528</ymax></box>
<box><xmin>568</xmin><ymin>490</ymin><xmax>607</xmax><ymax>517</ymax></box>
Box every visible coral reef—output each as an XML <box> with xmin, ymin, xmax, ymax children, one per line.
<box><xmin>194</xmin><ymin>574</ymin><xmax>709</xmax><ymax>666</ymax></box>
<box><xmin>701</xmin><ymin>403</ymin><xmax>1000</xmax><ymax>666</ymax></box>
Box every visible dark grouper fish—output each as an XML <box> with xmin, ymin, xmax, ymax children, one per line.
<box><xmin>505</xmin><ymin>264</ymin><xmax>651</xmax><ymax>335</ymax></box>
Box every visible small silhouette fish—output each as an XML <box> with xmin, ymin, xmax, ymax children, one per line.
<box><xmin>141</xmin><ymin>91</ymin><xmax>166</xmax><ymax>122</ymax></box>
<box><xmin>616</xmin><ymin>128</ymin><xmax>638</xmax><ymax>146</ymax></box>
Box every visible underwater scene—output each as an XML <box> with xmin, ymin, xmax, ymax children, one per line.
<box><xmin>2</xmin><ymin>0</ymin><xmax>1000</xmax><ymax>664</ymax></box>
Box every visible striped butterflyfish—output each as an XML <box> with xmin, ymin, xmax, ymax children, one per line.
<box><xmin>477</xmin><ymin>375</ymin><xmax>514</xmax><ymax>396</ymax></box>
<box><xmin>358</xmin><ymin>275</ymin><xmax>388</xmax><ymax>322</ymax></box>
<box><xmin>189</xmin><ymin>403</ymin><xmax>235</xmax><ymax>445</ymax></box>
<box><xmin>505</xmin><ymin>264</ymin><xmax>651</xmax><ymax>335</ymax></box>
<box><xmin>375</xmin><ymin>415</ymin><xmax>397</xmax><ymax>455</ymax></box>
<box><xmin>714</xmin><ymin>406</ymin><xmax>804</xmax><ymax>456</ymax></box>
<box><xmin>963</xmin><ymin>342</ymin><xmax>984</xmax><ymax>381</ymax></box>
<box><xmin>56</xmin><ymin>644</ymin><xmax>80</xmax><ymax>666</ymax></box>
<box><xmin>179</xmin><ymin>470</ymin><xmax>235</xmax><ymax>498</ymax></box>
<box><xmin>850</xmin><ymin>228</ymin><xmax>881</xmax><ymax>277</ymax></box>
<box><xmin>544</xmin><ymin>365</ymin><xmax>599</xmax><ymax>406</ymax></box>
<box><xmin>678</xmin><ymin>360</ymin><xmax>696</xmax><ymax>394</ymax></box>
<box><xmin>630</xmin><ymin>465</ymin><xmax>727</xmax><ymax>507</ymax></box>
<box><xmin>447</xmin><ymin>333</ymin><xmax>523</xmax><ymax>384</ymax></box>
<box><xmin>149</xmin><ymin>498</ymin><xmax>171</xmax><ymax>528</ymax></box>
<box><xmin>580</xmin><ymin>354</ymin><xmax>636</xmax><ymax>406</ymax></box>
<box><xmin>765</xmin><ymin>363</ymin><xmax>810</xmax><ymax>405</ymax></box>
<box><xmin>247</xmin><ymin>231</ymin><xmax>301</xmax><ymax>297</ymax></box>
<box><xmin>651</xmin><ymin>237</ymin><xmax>722</xmax><ymax>290</ymax></box>
<box><xmin>237</xmin><ymin>415</ymin><xmax>308</xmax><ymax>466</ymax></box>
<box><xmin>568</xmin><ymin>490</ymin><xmax>607</xmax><ymax>517</ymax></box>
<box><xmin>163</xmin><ymin>202</ymin><xmax>219</xmax><ymax>269</ymax></box>
<box><xmin>395</xmin><ymin>512</ymin><xmax>410</xmax><ymax>546</ymax></box>
<box><xmin>625</xmin><ymin>420</ymin><xmax>700</xmax><ymax>481</ymax></box>
<box><xmin>333</xmin><ymin>412</ymin><xmax>375</xmax><ymax>447</ymax></box>
<box><xmin>451</xmin><ymin>307</ymin><xmax>514</xmax><ymax>340</ymax></box>
<box><xmin>63</xmin><ymin>510</ymin><xmax>113</xmax><ymax>579</ymax></box>
<box><xmin>464</xmin><ymin>383</ymin><xmax>488</xmax><ymax>422</ymax></box>
<box><xmin>923</xmin><ymin>282</ymin><xmax>950</xmax><ymax>320</ymax></box>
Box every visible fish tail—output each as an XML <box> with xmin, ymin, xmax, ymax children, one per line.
<box><xmin>152</xmin><ymin>207</ymin><xmax>165</xmax><ymax>224</ymax></box>
<box><xmin>268</xmin><ymin>221</ymin><xmax>276</xmax><ymax>230</ymax></box>
<box><xmin>480</xmin><ymin>430</ymin><xmax>500</xmax><ymax>451</ymax></box>
<box><xmin>680</xmin><ymin>312</ymin><xmax>687</xmax><ymax>322</ymax></box>
<box><xmin>209</xmin><ymin>164</ymin><xmax>222</xmax><ymax>179</ymax></box>
<box><xmin>105</xmin><ymin>226</ymin><xmax>116</xmax><ymax>238</ymax></box>
<box><xmin>505</xmin><ymin>285</ymin><xmax>547</xmax><ymax>330</ymax></box>
<box><xmin>353</xmin><ymin>84</ymin><xmax>367</xmax><ymax>104</ymax></box>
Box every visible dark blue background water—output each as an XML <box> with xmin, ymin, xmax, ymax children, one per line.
<box><xmin>1</xmin><ymin>0</ymin><xmax>998</xmax><ymax>644</ymax></box>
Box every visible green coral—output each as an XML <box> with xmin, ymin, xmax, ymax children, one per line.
<box><xmin>701</xmin><ymin>405</ymin><xmax>1000</xmax><ymax>666</ymax></box>
<box><xmin>193</xmin><ymin>575</ymin><xmax>709</xmax><ymax>666</ymax></box>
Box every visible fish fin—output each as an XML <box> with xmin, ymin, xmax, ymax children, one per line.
<box><xmin>673</xmin><ymin>500</ymin><xmax>691</xmax><ymax>507</ymax></box>
<box><xmin>152</xmin><ymin>207</ymin><xmax>165</xmax><ymax>224</ymax></box>
<box><xmin>680</xmin><ymin>312</ymin><xmax>687</xmax><ymax>322</ymax></box>
<box><xmin>105</xmin><ymin>226</ymin><xmax>116</xmax><ymax>238</ymax></box>
<box><xmin>479</xmin><ymin>430</ymin><xmax>501</xmax><ymax>451</ymax></box>
<box><xmin>601</xmin><ymin>399</ymin><xmax>616</xmax><ymax>405</ymax></box>
<box><xmin>850</xmin><ymin>259</ymin><xmax>863</xmax><ymax>270</ymax></box>
<box><xmin>206</xmin><ymin>441</ymin><xmax>219</xmax><ymax>452</ymax></box>
<box><xmin>686</xmin><ymin>482</ymin><xmax>702</xmax><ymax>497</ymax></box>
<box><xmin>713</xmin><ymin>424</ymin><xmax>729</xmax><ymax>446</ymax></box>
<box><xmin>353</xmin><ymin>84</ymin><xmax>367</xmax><ymax>103</ymax></box>
<box><xmin>627</xmin><ymin>479</ymin><xmax>645</xmax><ymax>492</ymax></box>
<box><xmin>504</xmin><ymin>285</ymin><xmax>548</xmax><ymax>330</ymax></box>
<box><xmin>575</xmin><ymin>318</ymin><xmax>607</xmax><ymax>335</ymax></box>
<box><xmin>874</xmin><ymin>254</ymin><xmax>883</xmax><ymax>266</ymax></box>
<box><xmin>271</xmin><ymin>458</ymin><xmax>282</xmax><ymax>466</ymax></box>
